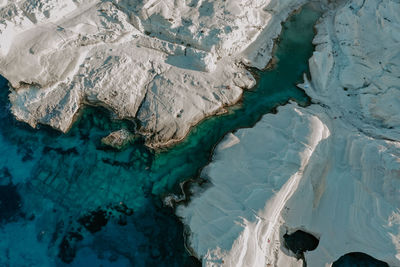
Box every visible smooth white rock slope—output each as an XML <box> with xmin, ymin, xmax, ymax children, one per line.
<box><xmin>178</xmin><ymin>102</ymin><xmax>400</xmax><ymax>266</ymax></box>
<box><xmin>178</xmin><ymin>0</ymin><xmax>400</xmax><ymax>266</ymax></box>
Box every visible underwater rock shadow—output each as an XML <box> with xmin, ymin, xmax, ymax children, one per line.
<box><xmin>0</xmin><ymin>182</ymin><xmax>23</xmax><ymax>223</ymax></box>
<box><xmin>58</xmin><ymin>200</ymin><xmax>201</xmax><ymax>267</ymax></box>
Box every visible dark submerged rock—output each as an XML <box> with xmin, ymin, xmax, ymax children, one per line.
<box><xmin>58</xmin><ymin>232</ymin><xmax>83</xmax><ymax>263</ymax></box>
<box><xmin>0</xmin><ymin>181</ymin><xmax>23</xmax><ymax>223</ymax></box>
<box><xmin>78</xmin><ymin>209</ymin><xmax>109</xmax><ymax>233</ymax></box>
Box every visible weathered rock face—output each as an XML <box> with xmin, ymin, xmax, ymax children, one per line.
<box><xmin>299</xmin><ymin>0</ymin><xmax>400</xmax><ymax>140</ymax></box>
<box><xmin>177</xmin><ymin>104</ymin><xmax>332</xmax><ymax>267</ymax></box>
<box><xmin>178</xmin><ymin>102</ymin><xmax>400</xmax><ymax>267</ymax></box>
<box><xmin>178</xmin><ymin>0</ymin><xmax>400</xmax><ymax>266</ymax></box>
<box><xmin>0</xmin><ymin>0</ymin><xmax>305</xmax><ymax>147</ymax></box>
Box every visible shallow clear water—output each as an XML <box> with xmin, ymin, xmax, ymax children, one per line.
<box><xmin>0</xmin><ymin>6</ymin><xmax>321</xmax><ymax>267</ymax></box>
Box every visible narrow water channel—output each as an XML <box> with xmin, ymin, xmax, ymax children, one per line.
<box><xmin>0</xmin><ymin>4</ymin><xmax>321</xmax><ymax>266</ymax></box>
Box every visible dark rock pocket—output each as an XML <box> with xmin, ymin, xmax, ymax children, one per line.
<box><xmin>332</xmin><ymin>252</ymin><xmax>389</xmax><ymax>267</ymax></box>
<box><xmin>283</xmin><ymin>229</ymin><xmax>319</xmax><ymax>266</ymax></box>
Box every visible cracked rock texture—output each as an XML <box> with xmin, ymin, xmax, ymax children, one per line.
<box><xmin>300</xmin><ymin>0</ymin><xmax>400</xmax><ymax>141</ymax></box>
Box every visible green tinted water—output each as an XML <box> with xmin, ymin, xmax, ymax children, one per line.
<box><xmin>151</xmin><ymin>6</ymin><xmax>320</xmax><ymax>196</ymax></box>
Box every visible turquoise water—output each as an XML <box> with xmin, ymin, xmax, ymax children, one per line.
<box><xmin>0</xmin><ymin>5</ymin><xmax>321</xmax><ymax>267</ymax></box>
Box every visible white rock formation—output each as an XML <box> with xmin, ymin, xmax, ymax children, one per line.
<box><xmin>178</xmin><ymin>0</ymin><xmax>400</xmax><ymax>266</ymax></box>
<box><xmin>178</xmin><ymin>104</ymin><xmax>332</xmax><ymax>266</ymax></box>
<box><xmin>299</xmin><ymin>0</ymin><xmax>400</xmax><ymax>141</ymax></box>
<box><xmin>178</xmin><ymin>102</ymin><xmax>400</xmax><ymax>266</ymax></box>
<box><xmin>0</xmin><ymin>0</ymin><xmax>305</xmax><ymax>147</ymax></box>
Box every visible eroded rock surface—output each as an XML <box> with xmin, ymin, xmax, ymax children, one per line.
<box><xmin>178</xmin><ymin>0</ymin><xmax>400</xmax><ymax>266</ymax></box>
<box><xmin>178</xmin><ymin>102</ymin><xmax>400</xmax><ymax>266</ymax></box>
<box><xmin>300</xmin><ymin>0</ymin><xmax>400</xmax><ymax>140</ymax></box>
<box><xmin>101</xmin><ymin>129</ymin><xmax>136</xmax><ymax>150</ymax></box>
<box><xmin>0</xmin><ymin>0</ymin><xmax>305</xmax><ymax>147</ymax></box>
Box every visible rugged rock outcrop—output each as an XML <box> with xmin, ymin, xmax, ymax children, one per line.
<box><xmin>0</xmin><ymin>0</ymin><xmax>306</xmax><ymax>147</ymax></box>
<box><xmin>101</xmin><ymin>129</ymin><xmax>136</xmax><ymax>150</ymax></box>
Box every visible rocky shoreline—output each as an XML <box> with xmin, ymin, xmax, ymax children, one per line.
<box><xmin>1</xmin><ymin>0</ymin><xmax>399</xmax><ymax>266</ymax></box>
<box><xmin>0</xmin><ymin>0</ymin><xmax>312</xmax><ymax>149</ymax></box>
<box><xmin>178</xmin><ymin>0</ymin><xmax>400</xmax><ymax>266</ymax></box>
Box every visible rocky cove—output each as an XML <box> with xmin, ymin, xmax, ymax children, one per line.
<box><xmin>0</xmin><ymin>3</ymin><xmax>322</xmax><ymax>266</ymax></box>
<box><xmin>0</xmin><ymin>0</ymin><xmax>399</xmax><ymax>266</ymax></box>
<box><xmin>178</xmin><ymin>0</ymin><xmax>400</xmax><ymax>266</ymax></box>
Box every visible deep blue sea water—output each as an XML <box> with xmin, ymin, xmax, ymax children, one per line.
<box><xmin>0</xmin><ymin>5</ymin><xmax>332</xmax><ymax>266</ymax></box>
